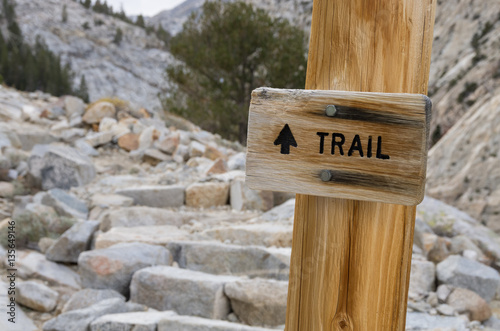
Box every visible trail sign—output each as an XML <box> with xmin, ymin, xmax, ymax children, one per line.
<box><xmin>246</xmin><ymin>88</ymin><xmax>431</xmax><ymax>206</ymax></box>
<box><xmin>244</xmin><ymin>0</ymin><xmax>436</xmax><ymax>330</ymax></box>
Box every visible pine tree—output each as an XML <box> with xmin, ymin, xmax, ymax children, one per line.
<box><xmin>113</xmin><ymin>28</ymin><xmax>123</xmax><ymax>45</ymax></box>
<box><xmin>135</xmin><ymin>15</ymin><xmax>145</xmax><ymax>28</ymax></box>
<box><xmin>83</xmin><ymin>0</ymin><xmax>91</xmax><ymax>9</ymax></box>
<box><xmin>76</xmin><ymin>75</ymin><xmax>90</xmax><ymax>102</ymax></box>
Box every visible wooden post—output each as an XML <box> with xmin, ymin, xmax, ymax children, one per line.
<box><xmin>285</xmin><ymin>0</ymin><xmax>436</xmax><ymax>330</ymax></box>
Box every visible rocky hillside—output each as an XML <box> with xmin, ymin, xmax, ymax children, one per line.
<box><xmin>148</xmin><ymin>0</ymin><xmax>313</xmax><ymax>36</ymax></box>
<box><xmin>1</xmin><ymin>86</ymin><xmax>500</xmax><ymax>330</ymax></box>
<box><xmin>12</xmin><ymin>0</ymin><xmax>175</xmax><ymax>112</ymax></box>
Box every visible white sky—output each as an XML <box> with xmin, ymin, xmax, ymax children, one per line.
<box><xmin>105</xmin><ymin>0</ymin><xmax>186</xmax><ymax>16</ymax></box>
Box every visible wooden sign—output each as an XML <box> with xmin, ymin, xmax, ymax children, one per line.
<box><xmin>246</xmin><ymin>88</ymin><xmax>431</xmax><ymax>206</ymax></box>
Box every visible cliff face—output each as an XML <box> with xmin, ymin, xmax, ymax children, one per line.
<box><xmin>13</xmin><ymin>0</ymin><xmax>175</xmax><ymax>112</ymax></box>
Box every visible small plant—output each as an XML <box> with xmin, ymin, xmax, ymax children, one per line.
<box><xmin>113</xmin><ymin>28</ymin><xmax>123</xmax><ymax>45</ymax></box>
<box><xmin>82</xmin><ymin>21</ymin><xmax>90</xmax><ymax>30</ymax></box>
<box><xmin>62</xmin><ymin>4</ymin><xmax>68</xmax><ymax>23</ymax></box>
<box><xmin>457</xmin><ymin>82</ymin><xmax>478</xmax><ymax>103</ymax></box>
<box><xmin>94</xmin><ymin>19</ymin><xmax>105</xmax><ymax>26</ymax></box>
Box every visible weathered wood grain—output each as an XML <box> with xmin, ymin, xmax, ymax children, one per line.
<box><xmin>283</xmin><ymin>0</ymin><xmax>437</xmax><ymax>330</ymax></box>
<box><xmin>246</xmin><ymin>88</ymin><xmax>431</xmax><ymax>205</ymax></box>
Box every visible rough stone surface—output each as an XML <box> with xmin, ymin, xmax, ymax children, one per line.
<box><xmin>409</xmin><ymin>259</ymin><xmax>436</xmax><ymax>295</ymax></box>
<box><xmin>168</xmin><ymin>241</ymin><xmax>290</xmax><ymax>280</ymax></box>
<box><xmin>28</xmin><ymin>144</ymin><xmax>96</xmax><ymax>190</ymax></box>
<box><xmin>17</xmin><ymin>281</ymin><xmax>59</xmax><ymax>312</ymax></box>
<box><xmin>405</xmin><ymin>312</ymin><xmax>467</xmax><ymax>331</ymax></box>
<box><xmin>117</xmin><ymin>133</ymin><xmax>139</xmax><ymax>151</ymax></box>
<box><xmin>0</xmin><ymin>181</ymin><xmax>14</xmax><ymax>198</ymax></box>
<box><xmin>436</xmin><ymin>255</ymin><xmax>500</xmax><ymax>302</ymax></box>
<box><xmin>99</xmin><ymin>206</ymin><xmax>184</xmax><ymax>231</ymax></box>
<box><xmin>78</xmin><ymin>243</ymin><xmax>172</xmax><ymax>295</ymax></box>
<box><xmin>115</xmin><ymin>185</ymin><xmax>185</xmax><ymax>208</ymax></box>
<box><xmin>225</xmin><ymin>279</ymin><xmax>288</xmax><ymax>327</ymax></box>
<box><xmin>41</xmin><ymin>188</ymin><xmax>89</xmax><ymax>220</ymax></box>
<box><xmin>186</xmin><ymin>182</ymin><xmax>229</xmax><ymax>208</ymax></box>
<box><xmin>0</xmin><ymin>281</ymin><xmax>38</xmax><ymax>331</ymax></box>
<box><xmin>90</xmin><ymin>311</ymin><xmax>177</xmax><ymax>331</ymax></box>
<box><xmin>90</xmin><ymin>194</ymin><xmax>134</xmax><ymax>209</ymax></box>
<box><xmin>447</xmin><ymin>287</ymin><xmax>492</xmax><ymax>322</ymax></box>
<box><xmin>85</xmin><ymin>132</ymin><xmax>114</xmax><ymax>147</ymax></box>
<box><xmin>62</xmin><ymin>289</ymin><xmax>125</xmax><ymax>313</ymax></box>
<box><xmin>204</xmin><ymin>223</ymin><xmax>293</xmax><ymax>247</ymax></box>
<box><xmin>42</xmin><ymin>298</ymin><xmax>146</xmax><ymax>331</ymax></box>
<box><xmin>17</xmin><ymin>250</ymin><xmax>81</xmax><ymax>289</ymax></box>
<box><xmin>46</xmin><ymin>221</ymin><xmax>100</xmax><ymax>263</ymax></box>
<box><xmin>82</xmin><ymin>102</ymin><xmax>116</xmax><ymax>124</ymax></box>
<box><xmin>157</xmin><ymin>315</ymin><xmax>277</xmax><ymax>331</ymax></box>
<box><xmin>94</xmin><ymin>226</ymin><xmax>190</xmax><ymax>249</ymax></box>
<box><xmin>230</xmin><ymin>177</ymin><xmax>273</xmax><ymax>212</ymax></box>
<box><xmin>130</xmin><ymin>266</ymin><xmax>238</xmax><ymax>319</ymax></box>
<box><xmin>64</xmin><ymin>96</ymin><xmax>85</xmax><ymax>118</ymax></box>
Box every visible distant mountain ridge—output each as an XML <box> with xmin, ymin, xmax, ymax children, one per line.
<box><xmin>13</xmin><ymin>0</ymin><xmax>175</xmax><ymax>112</ymax></box>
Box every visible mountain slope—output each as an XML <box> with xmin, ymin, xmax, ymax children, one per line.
<box><xmin>14</xmin><ymin>0</ymin><xmax>175</xmax><ymax>112</ymax></box>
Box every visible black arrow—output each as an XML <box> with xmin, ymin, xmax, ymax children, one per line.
<box><xmin>274</xmin><ymin>124</ymin><xmax>297</xmax><ymax>155</ymax></box>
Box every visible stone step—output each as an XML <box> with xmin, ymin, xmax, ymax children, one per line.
<box><xmin>130</xmin><ymin>266</ymin><xmax>239</xmax><ymax>320</ymax></box>
<box><xmin>168</xmin><ymin>241</ymin><xmax>290</xmax><ymax>280</ymax></box>
<box><xmin>98</xmin><ymin>206</ymin><xmax>185</xmax><ymax>232</ymax></box>
<box><xmin>203</xmin><ymin>223</ymin><xmax>293</xmax><ymax>247</ymax></box>
<box><xmin>158</xmin><ymin>315</ymin><xmax>282</xmax><ymax>331</ymax></box>
<box><xmin>94</xmin><ymin>226</ymin><xmax>190</xmax><ymax>249</ymax></box>
<box><xmin>115</xmin><ymin>185</ymin><xmax>185</xmax><ymax>208</ymax></box>
<box><xmin>90</xmin><ymin>311</ymin><xmax>177</xmax><ymax>331</ymax></box>
<box><xmin>78</xmin><ymin>242</ymin><xmax>172</xmax><ymax>295</ymax></box>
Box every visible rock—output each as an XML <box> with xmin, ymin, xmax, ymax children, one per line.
<box><xmin>62</xmin><ymin>289</ymin><xmax>125</xmax><ymax>313</ymax></box>
<box><xmin>39</xmin><ymin>237</ymin><xmax>56</xmax><ymax>254</ymax></box>
<box><xmin>75</xmin><ymin>139</ymin><xmax>99</xmax><ymax>157</ymax></box>
<box><xmin>138</xmin><ymin>126</ymin><xmax>156</xmax><ymax>150</ymax></box>
<box><xmin>206</xmin><ymin>158</ymin><xmax>228</xmax><ymax>175</ymax></box>
<box><xmin>204</xmin><ymin>145</ymin><xmax>224</xmax><ymax>161</ymax></box>
<box><xmin>156</xmin><ymin>133</ymin><xmax>180</xmax><ymax>155</ymax></box>
<box><xmin>0</xmin><ymin>281</ymin><xmax>38</xmax><ymax>331</ymax></box>
<box><xmin>436</xmin><ymin>255</ymin><xmax>500</xmax><ymax>302</ymax></box>
<box><xmin>117</xmin><ymin>133</ymin><xmax>139</xmax><ymax>151</ymax></box>
<box><xmin>94</xmin><ymin>226</ymin><xmax>190</xmax><ymax>249</ymax></box>
<box><xmin>90</xmin><ymin>311</ymin><xmax>177</xmax><ymax>331</ymax></box>
<box><xmin>64</xmin><ymin>96</ymin><xmax>85</xmax><ymax>118</ymax></box>
<box><xmin>485</xmin><ymin>316</ymin><xmax>500</xmax><ymax>329</ymax></box>
<box><xmin>130</xmin><ymin>266</ymin><xmax>238</xmax><ymax>319</ymax></box>
<box><xmin>28</xmin><ymin>144</ymin><xmax>96</xmax><ymax>190</ymax></box>
<box><xmin>46</xmin><ymin>221</ymin><xmax>100</xmax><ymax>263</ymax></box>
<box><xmin>426</xmin><ymin>292</ymin><xmax>438</xmax><ymax>307</ymax></box>
<box><xmin>42</xmin><ymin>298</ymin><xmax>146</xmax><ymax>331</ymax></box>
<box><xmin>447</xmin><ymin>287</ymin><xmax>492</xmax><ymax>322</ymax></box>
<box><xmin>427</xmin><ymin>236</ymin><xmax>451</xmax><ymax>263</ymax></box>
<box><xmin>436</xmin><ymin>304</ymin><xmax>455</xmax><ymax>316</ymax></box>
<box><xmin>225</xmin><ymin>279</ymin><xmax>288</xmax><ymax>327</ymax></box>
<box><xmin>405</xmin><ymin>312</ymin><xmax>467</xmax><ymax>331</ymax></box>
<box><xmin>189</xmin><ymin>141</ymin><xmax>206</xmax><ymax>158</ymax></box>
<box><xmin>143</xmin><ymin>148</ymin><xmax>171</xmax><ymax>165</ymax></box>
<box><xmin>17</xmin><ymin>281</ymin><xmax>59</xmax><ymax>312</ymax></box>
<box><xmin>98</xmin><ymin>118</ymin><xmax>118</xmax><ymax>133</ymax></box>
<box><xmin>82</xmin><ymin>102</ymin><xmax>116</xmax><ymax>124</ymax></box>
<box><xmin>437</xmin><ymin>284</ymin><xmax>452</xmax><ymax>303</ymax></box>
<box><xmin>115</xmin><ymin>185</ymin><xmax>185</xmax><ymax>209</ymax></box>
<box><xmin>16</xmin><ymin>250</ymin><xmax>81</xmax><ymax>289</ymax></box>
<box><xmin>78</xmin><ymin>242</ymin><xmax>172</xmax><ymax>295</ymax></box>
<box><xmin>157</xmin><ymin>315</ymin><xmax>277</xmax><ymax>331</ymax></box>
<box><xmin>168</xmin><ymin>241</ymin><xmax>290</xmax><ymax>280</ymax></box>
<box><xmin>230</xmin><ymin>177</ymin><xmax>273</xmax><ymax>211</ymax></box>
<box><xmin>41</xmin><ymin>188</ymin><xmax>89</xmax><ymax>220</ymax></box>
<box><xmin>259</xmin><ymin>199</ymin><xmax>295</xmax><ymax>222</ymax></box>
<box><xmin>450</xmin><ymin>235</ymin><xmax>484</xmax><ymax>259</ymax></box>
<box><xmin>90</xmin><ymin>194</ymin><xmax>134</xmax><ymax>209</ymax></box>
<box><xmin>227</xmin><ymin>152</ymin><xmax>246</xmax><ymax>170</ymax></box>
<box><xmin>0</xmin><ymin>181</ymin><xmax>14</xmax><ymax>198</ymax></box>
<box><xmin>204</xmin><ymin>223</ymin><xmax>293</xmax><ymax>247</ymax></box>
<box><xmin>85</xmin><ymin>132</ymin><xmax>114</xmax><ymax>147</ymax></box>
<box><xmin>185</xmin><ymin>182</ymin><xmax>229</xmax><ymax>208</ymax></box>
<box><xmin>463</xmin><ymin>249</ymin><xmax>478</xmax><ymax>261</ymax></box>
<box><xmin>409</xmin><ymin>260</ymin><xmax>436</xmax><ymax>295</ymax></box>
<box><xmin>98</xmin><ymin>206</ymin><xmax>184</xmax><ymax>231</ymax></box>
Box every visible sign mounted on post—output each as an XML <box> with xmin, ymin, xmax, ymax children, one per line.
<box><xmin>246</xmin><ymin>88</ymin><xmax>431</xmax><ymax>206</ymax></box>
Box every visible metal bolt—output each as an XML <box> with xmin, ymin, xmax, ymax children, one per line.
<box><xmin>320</xmin><ymin>170</ymin><xmax>332</xmax><ymax>182</ymax></box>
<box><xmin>325</xmin><ymin>105</ymin><xmax>337</xmax><ymax>117</ymax></box>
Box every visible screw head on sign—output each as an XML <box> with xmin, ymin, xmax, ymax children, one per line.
<box><xmin>325</xmin><ymin>105</ymin><xmax>337</xmax><ymax>117</ymax></box>
<box><xmin>320</xmin><ymin>170</ymin><xmax>332</xmax><ymax>182</ymax></box>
